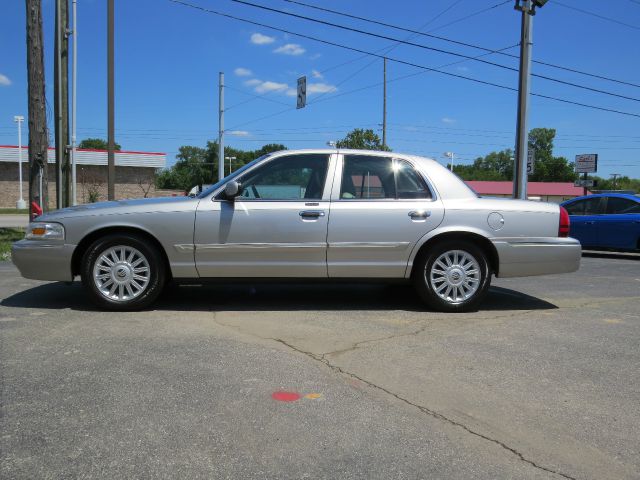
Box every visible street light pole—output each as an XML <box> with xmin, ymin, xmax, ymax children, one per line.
<box><xmin>218</xmin><ymin>71</ymin><xmax>225</xmax><ymax>182</ymax></box>
<box><xmin>443</xmin><ymin>151</ymin><xmax>455</xmax><ymax>172</ymax></box>
<box><xmin>225</xmin><ymin>156</ymin><xmax>236</xmax><ymax>176</ymax></box>
<box><xmin>14</xmin><ymin>116</ymin><xmax>27</xmax><ymax>209</ymax></box>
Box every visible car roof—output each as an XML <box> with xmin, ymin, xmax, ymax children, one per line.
<box><xmin>562</xmin><ymin>193</ymin><xmax>640</xmax><ymax>204</ymax></box>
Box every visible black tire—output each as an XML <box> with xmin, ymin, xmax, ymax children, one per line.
<box><xmin>80</xmin><ymin>233</ymin><xmax>166</xmax><ymax>311</ymax></box>
<box><xmin>412</xmin><ymin>240</ymin><xmax>492</xmax><ymax>312</ymax></box>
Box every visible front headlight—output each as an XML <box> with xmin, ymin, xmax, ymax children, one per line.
<box><xmin>25</xmin><ymin>222</ymin><xmax>65</xmax><ymax>241</ymax></box>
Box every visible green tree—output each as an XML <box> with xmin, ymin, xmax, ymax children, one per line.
<box><xmin>155</xmin><ymin>143</ymin><xmax>288</xmax><ymax>191</ymax></box>
<box><xmin>336</xmin><ymin>129</ymin><xmax>390</xmax><ymax>151</ymax></box>
<box><xmin>78</xmin><ymin>138</ymin><xmax>121</xmax><ymax>150</ymax></box>
<box><xmin>454</xmin><ymin>149</ymin><xmax>513</xmax><ymax>181</ymax></box>
<box><xmin>527</xmin><ymin>128</ymin><xmax>576</xmax><ymax>182</ymax></box>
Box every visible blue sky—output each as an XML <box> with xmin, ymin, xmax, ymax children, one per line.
<box><xmin>1</xmin><ymin>0</ymin><xmax>639</xmax><ymax>179</ymax></box>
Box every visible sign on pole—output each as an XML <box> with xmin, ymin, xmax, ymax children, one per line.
<box><xmin>526</xmin><ymin>149</ymin><xmax>535</xmax><ymax>175</ymax></box>
<box><xmin>575</xmin><ymin>154</ymin><xmax>598</xmax><ymax>173</ymax></box>
<box><xmin>296</xmin><ymin>76</ymin><xmax>306</xmax><ymax>109</ymax></box>
<box><xmin>574</xmin><ymin>179</ymin><xmax>594</xmax><ymax>188</ymax></box>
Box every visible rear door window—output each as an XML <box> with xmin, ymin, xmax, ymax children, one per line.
<box><xmin>341</xmin><ymin>155</ymin><xmax>395</xmax><ymax>199</ymax></box>
<box><xmin>606</xmin><ymin>197</ymin><xmax>640</xmax><ymax>214</ymax></box>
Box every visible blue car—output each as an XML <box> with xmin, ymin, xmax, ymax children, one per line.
<box><xmin>561</xmin><ymin>193</ymin><xmax>640</xmax><ymax>251</ymax></box>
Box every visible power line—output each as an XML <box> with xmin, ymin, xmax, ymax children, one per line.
<box><xmin>225</xmin><ymin>84</ymin><xmax>292</xmax><ymax>110</ymax></box>
<box><xmin>227</xmin><ymin>0</ymin><xmax>640</xmax><ymax>103</ymax></box>
<box><xmin>425</xmin><ymin>0</ymin><xmax>513</xmax><ymax>32</ymax></box>
<box><xmin>279</xmin><ymin>0</ymin><xmax>640</xmax><ymax>89</ymax></box>
<box><xmin>554</xmin><ymin>1</ymin><xmax>640</xmax><ymax>31</ymax></box>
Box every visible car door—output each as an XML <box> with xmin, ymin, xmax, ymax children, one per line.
<box><xmin>193</xmin><ymin>152</ymin><xmax>335</xmax><ymax>277</ymax></box>
<box><xmin>565</xmin><ymin>197</ymin><xmax>604</xmax><ymax>247</ymax></box>
<box><xmin>326</xmin><ymin>154</ymin><xmax>444</xmax><ymax>278</ymax></box>
<box><xmin>598</xmin><ymin>196</ymin><xmax>640</xmax><ymax>249</ymax></box>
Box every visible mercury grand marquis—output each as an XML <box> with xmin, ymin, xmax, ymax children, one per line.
<box><xmin>12</xmin><ymin>149</ymin><xmax>581</xmax><ymax>312</ymax></box>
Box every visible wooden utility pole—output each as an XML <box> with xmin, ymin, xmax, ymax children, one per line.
<box><xmin>54</xmin><ymin>0</ymin><xmax>71</xmax><ymax>208</ymax></box>
<box><xmin>26</xmin><ymin>0</ymin><xmax>49</xmax><ymax>218</ymax></box>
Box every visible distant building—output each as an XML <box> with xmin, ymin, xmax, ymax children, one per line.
<box><xmin>465</xmin><ymin>181</ymin><xmax>590</xmax><ymax>203</ymax></box>
<box><xmin>0</xmin><ymin>145</ymin><xmax>175</xmax><ymax>208</ymax></box>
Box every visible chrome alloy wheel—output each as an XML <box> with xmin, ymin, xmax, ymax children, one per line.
<box><xmin>92</xmin><ymin>245</ymin><xmax>151</xmax><ymax>302</ymax></box>
<box><xmin>427</xmin><ymin>249</ymin><xmax>481</xmax><ymax>304</ymax></box>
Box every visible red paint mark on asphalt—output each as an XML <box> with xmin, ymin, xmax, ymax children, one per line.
<box><xmin>272</xmin><ymin>391</ymin><xmax>301</xmax><ymax>402</ymax></box>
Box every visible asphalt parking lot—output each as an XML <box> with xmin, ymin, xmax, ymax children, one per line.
<box><xmin>1</xmin><ymin>255</ymin><xmax>638</xmax><ymax>480</ymax></box>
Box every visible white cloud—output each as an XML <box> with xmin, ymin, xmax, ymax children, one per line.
<box><xmin>255</xmin><ymin>81</ymin><xmax>289</xmax><ymax>94</ymax></box>
<box><xmin>229</xmin><ymin>130</ymin><xmax>250</xmax><ymax>137</ymax></box>
<box><xmin>0</xmin><ymin>74</ymin><xmax>11</xmax><ymax>86</ymax></box>
<box><xmin>311</xmin><ymin>69</ymin><xmax>323</xmax><ymax>79</ymax></box>
<box><xmin>285</xmin><ymin>88</ymin><xmax>297</xmax><ymax>97</ymax></box>
<box><xmin>234</xmin><ymin>67</ymin><xmax>252</xmax><ymax>77</ymax></box>
<box><xmin>244</xmin><ymin>78</ymin><xmax>262</xmax><ymax>86</ymax></box>
<box><xmin>309</xmin><ymin>53</ymin><xmax>322</xmax><ymax>60</ymax></box>
<box><xmin>273</xmin><ymin>43</ymin><xmax>305</xmax><ymax>56</ymax></box>
<box><xmin>307</xmin><ymin>82</ymin><xmax>337</xmax><ymax>94</ymax></box>
<box><xmin>441</xmin><ymin>117</ymin><xmax>456</xmax><ymax>124</ymax></box>
<box><xmin>250</xmin><ymin>33</ymin><xmax>275</xmax><ymax>45</ymax></box>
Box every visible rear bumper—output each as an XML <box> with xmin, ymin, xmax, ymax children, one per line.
<box><xmin>11</xmin><ymin>240</ymin><xmax>75</xmax><ymax>282</ymax></box>
<box><xmin>492</xmin><ymin>237</ymin><xmax>581</xmax><ymax>278</ymax></box>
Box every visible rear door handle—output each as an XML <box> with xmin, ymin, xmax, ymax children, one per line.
<box><xmin>299</xmin><ymin>210</ymin><xmax>325</xmax><ymax>219</ymax></box>
<box><xmin>409</xmin><ymin>210</ymin><xmax>431</xmax><ymax>220</ymax></box>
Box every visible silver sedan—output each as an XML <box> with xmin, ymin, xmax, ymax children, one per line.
<box><xmin>12</xmin><ymin>149</ymin><xmax>581</xmax><ymax>312</ymax></box>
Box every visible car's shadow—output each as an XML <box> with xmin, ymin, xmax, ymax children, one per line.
<box><xmin>1</xmin><ymin>282</ymin><xmax>557</xmax><ymax>312</ymax></box>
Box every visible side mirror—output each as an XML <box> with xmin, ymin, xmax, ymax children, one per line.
<box><xmin>224</xmin><ymin>181</ymin><xmax>242</xmax><ymax>200</ymax></box>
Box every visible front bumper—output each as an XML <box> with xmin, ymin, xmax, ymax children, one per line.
<box><xmin>11</xmin><ymin>240</ymin><xmax>76</xmax><ymax>281</ymax></box>
<box><xmin>492</xmin><ymin>237</ymin><xmax>581</xmax><ymax>278</ymax></box>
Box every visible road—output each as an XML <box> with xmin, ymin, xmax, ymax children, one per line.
<box><xmin>1</xmin><ymin>256</ymin><xmax>638</xmax><ymax>479</ymax></box>
<box><xmin>0</xmin><ymin>214</ymin><xmax>29</xmax><ymax>228</ymax></box>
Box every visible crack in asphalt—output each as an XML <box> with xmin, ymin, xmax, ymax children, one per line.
<box><xmin>321</xmin><ymin>321</ymin><xmax>430</xmax><ymax>358</ymax></box>
<box><xmin>273</xmin><ymin>337</ymin><xmax>579</xmax><ymax>480</ymax></box>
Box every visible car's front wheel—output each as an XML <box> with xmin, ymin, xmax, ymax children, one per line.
<box><xmin>81</xmin><ymin>233</ymin><xmax>166</xmax><ymax>311</ymax></box>
<box><xmin>413</xmin><ymin>240</ymin><xmax>492</xmax><ymax>312</ymax></box>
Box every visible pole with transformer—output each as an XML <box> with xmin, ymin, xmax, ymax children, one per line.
<box><xmin>218</xmin><ymin>72</ymin><xmax>224</xmax><ymax>182</ymax></box>
<box><xmin>107</xmin><ymin>0</ymin><xmax>115</xmax><ymax>200</ymax></box>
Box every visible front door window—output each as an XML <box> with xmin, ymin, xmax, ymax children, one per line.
<box><xmin>237</xmin><ymin>154</ymin><xmax>329</xmax><ymax>200</ymax></box>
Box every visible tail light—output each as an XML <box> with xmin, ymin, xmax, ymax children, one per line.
<box><xmin>559</xmin><ymin>206</ymin><xmax>570</xmax><ymax>237</ymax></box>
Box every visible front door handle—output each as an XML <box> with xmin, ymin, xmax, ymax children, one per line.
<box><xmin>408</xmin><ymin>210</ymin><xmax>431</xmax><ymax>220</ymax></box>
<box><xmin>299</xmin><ymin>210</ymin><xmax>325</xmax><ymax>219</ymax></box>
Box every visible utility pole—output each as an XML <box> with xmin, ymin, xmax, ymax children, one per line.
<box><xmin>382</xmin><ymin>57</ymin><xmax>387</xmax><ymax>149</ymax></box>
<box><xmin>14</xmin><ymin>116</ymin><xmax>27</xmax><ymax>209</ymax></box>
<box><xmin>54</xmin><ymin>0</ymin><xmax>70</xmax><ymax>208</ymax></box>
<box><xmin>71</xmin><ymin>0</ymin><xmax>78</xmax><ymax>205</ymax></box>
<box><xmin>218</xmin><ymin>71</ymin><xmax>224</xmax><ymax>182</ymax></box>
<box><xmin>513</xmin><ymin>0</ymin><xmax>534</xmax><ymax>200</ymax></box>
<box><xmin>26</xmin><ymin>0</ymin><xmax>49</xmax><ymax>219</ymax></box>
<box><xmin>512</xmin><ymin>1</ymin><xmax>548</xmax><ymax>199</ymax></box>
<box><xmin>610</xmin><ymin>173</ymin><xmax>621</xmax><ymax>190</ymax></box>
<box><xmin>107</xmin><ymin>0</ymin><xmax>115</xmax><ymax>200</ymax></box>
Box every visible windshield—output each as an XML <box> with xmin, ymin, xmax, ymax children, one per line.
<box><xmin>197</xmin><ymin>153</ymin><xmax>274</xmax><ymax>198</ymax></box>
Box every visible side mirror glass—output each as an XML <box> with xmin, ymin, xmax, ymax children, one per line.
<box><xmin>224</xmin><ymin>181</ymin><xmax>241</xmax><ymax>200</ymax></box>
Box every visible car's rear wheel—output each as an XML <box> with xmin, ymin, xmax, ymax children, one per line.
<box><xmin>81</xmin><ymin>233</ymin><xmax>165</xmax><ymax>311</ymax></box>
<box><xmin>413</xmin><ymin>240</ymin><xmax>492</xmax><ymax>312</ymax></box>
